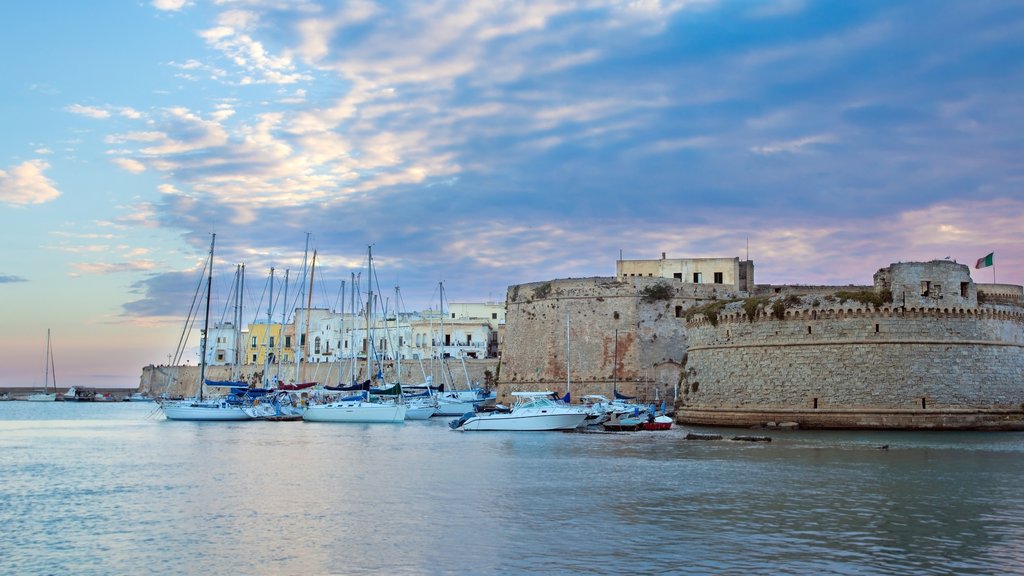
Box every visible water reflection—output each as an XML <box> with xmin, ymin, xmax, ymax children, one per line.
<box><xmin>0</xmin><ymin>404</ymin><xmax>1022</xmax><ymax>575</ymax></box>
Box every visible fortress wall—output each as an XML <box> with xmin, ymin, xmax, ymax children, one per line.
<box><xmin>499</xmin><ymin>277</ymin><xmax>743</xmax><ymax>405</ymax></box>
<box><xmin>681</xmin><ymin>306</ymin><xmax>1024</xmax><ymax>429</ymax></box>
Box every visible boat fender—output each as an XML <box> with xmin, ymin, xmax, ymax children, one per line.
<box><xmin>254</xmin><ymin>398</ymin><xmax>260</xmax><ymax>406</ymax></box>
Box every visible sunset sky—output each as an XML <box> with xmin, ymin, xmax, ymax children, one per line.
<box><xmin>2</xmin><ymin>0</ymin><xmax>1021</xmax><ymax>388</ymax></box>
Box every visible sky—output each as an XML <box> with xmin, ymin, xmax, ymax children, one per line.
<box><xmin>2</xmin><ymin>0</ymin><xmax>1022</xmax><ymax>388</ymax></box>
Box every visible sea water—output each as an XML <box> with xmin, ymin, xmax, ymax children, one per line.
<box><xmin>1</xmin><ymin>401</ymin><xmax>1023</xmax><ymax>575</ymax></box>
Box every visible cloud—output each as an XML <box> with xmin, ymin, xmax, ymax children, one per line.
<box><xmin>66</xmin><ymin>104</ymin><xmax>111</xmax><ymax>119</ymax></box>
<box><xmin>0</xmin><ymin>160</ymin><xmax>61</xmax><ymax>206</ymax></box>
<box><xmin>0</xmin><ymin>274</ymin><xmax>28</xmax><ymax>284</ymax></box>
<box><xmin>112</xmin><ymin>158</ymin><xmax>146</xmax><ymax>173</ymax></box>
<box><xmin>750</xmin><ymin>133</ymin><xmax>836</xmax><ymax>155</ymax></box>
<box><xmin>71</xmin><ymin>260</ymin><xmax>156</xmax><ymax>276</ymax></box>
<box><xmin>153</xmin><ymin>0</ymin><xmax>190</xmax><ymax>11</ymax></box>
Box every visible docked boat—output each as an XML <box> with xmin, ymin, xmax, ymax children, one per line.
<box><xmin>26</xmin><ymin>329</ymin><xmax>59</xmax><ymax>402</ymax></box>
<box><xmin>303</xmin><ymin>397</ymin><xmax>407</xmax><ymax>423</ymax></box>
<box><xmin>125</xmin><ymin>392</ymin><xmax>154</xmax><ymax>402</ymax></box>
<box><xmin>601</xmin><ymin>411</ymin><xmax>645</xmax><ymax>432</ymax></box>
<box><xmin>62</xmin><ymin>386</ymin><xmax>97</xmax><ymax>402</ymax></box>
<box><xmin>642</xmin><ymin>415</ymin><xmax>674</xmax><ymax>431</ymax></box>
<box><xmin>159</xmin><ymin>234</ymin><xmax>252</xmax><ymax>422</ymax></box>
<box><xmin>242</xmin><ymin>390</ymin><xmax>306</xmax><ymax>421</ymax></box>
<box><xmin>449</xmin><ymin>391</ymin><xmax>589</xmax><ymax>431</ymax></box>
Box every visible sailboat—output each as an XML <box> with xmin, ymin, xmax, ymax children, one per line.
<box><xmin>432</xmin><ymin>282</ymin><xmax>496</xmax><ymax>416</ymax></box>
<box><xmin>159</xmin><ymin>234</ymin><xmax>250</xmax><ymax>421</ymax></box>
<box><xmin>26</xmin><ymin>329</ymin><xmax>58</xmax><ymax>402</ymax></box>
<box><xmin>303</xmin><ymin>246</ymin><xmax>406</xmax><ymax>423</ymax></box>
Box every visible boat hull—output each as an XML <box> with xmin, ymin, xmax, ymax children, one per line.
<box><xmin>160</xmin><ymin>401</ymin><xmax>251</xmax><ymax>421</ymax></box>
<box><xmin>405</xmin><ymin>405</ymin><xmax>437</xmax><ymax>420</ymax></box>
<box><xmin>25</xmin><ymin>393</ymin><xmax>57</xmax><ymax>402</ymax></box>
<box><xmin>458</xmin><ymin>412</ymin><xmax>587</xmax><ymax>431</ymax></box>
<box><xmin>303</xmin><ymin>402</ymin><xmax>407</xmax><ymax>423</ymax></box>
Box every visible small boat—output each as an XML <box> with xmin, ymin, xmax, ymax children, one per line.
<box><xmin>642</xmin><ymin>415</ymin><xmax>674</xmax><ymax>431</ymax></box>
<box><xmin>242</xmin><ymin>390</ymin><xmax>306</xmax><ymax>420</ymax></box>
<box><xmin>449</xmin><ymin>391</ymin><xmax>589</xmax><ymax>431</ymax></box>
<box><xmin>62</xmin><ymin>386</ymin><xmax>97</xmax><ymax>402</ymax></box>
<box><xmin>601</xmin><ymin>411</ymin><xmax>645</xmax><ymax>432</ymax></box>
<box><xmin>26</xmin><ymin>329</ymin><xmax>59</xmax><ymax>402</ymax></box>
<box><xmin>125</xmin><ymin>392</ymin><xmax>154</xmax><ymax>402</ymax></box>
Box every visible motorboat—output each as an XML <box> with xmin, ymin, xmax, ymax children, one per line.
<box><xmin>449</xmin><ymin>391</ymin><xmax>588</xmax><ymax>431</ymax></box>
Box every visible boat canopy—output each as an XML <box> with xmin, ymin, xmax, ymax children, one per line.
<box><xmin>613</xmin><ymin>387</ymin><xmax>636</xmax><ymax>400</ymax></box>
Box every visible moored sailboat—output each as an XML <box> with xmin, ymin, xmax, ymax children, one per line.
<box><xmin>159</xmin><ymin>234</ymin><xmax>250</xmax><ymax>421</ymax></box>
<box><xmin>26</xmin><ymin>329</ymin><xmax>58</xmax><ymax>402</ymax></box>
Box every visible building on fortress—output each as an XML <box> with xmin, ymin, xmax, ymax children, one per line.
<box><xmin>616</xmin><ymin>253</ymin><xmax>755</xmax><ymax>292</ymax></box>
<box><xmin>681</xmin><ymin>260</ymin><xmax>1024</xmax><ymax>430</ymax></box>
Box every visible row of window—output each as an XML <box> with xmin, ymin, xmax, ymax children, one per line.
<box><xmin>623</xmin><ymin>272</ymin><xmax>725</xmax><ymax>283</ymax></box>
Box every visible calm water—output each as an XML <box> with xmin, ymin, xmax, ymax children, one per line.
<box><xmin>1</xmin><ymin>402</ymin><xmax>1022</xmax><ymax>575</ymax></box>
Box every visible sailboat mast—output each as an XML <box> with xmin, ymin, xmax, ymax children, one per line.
<box><xmin>263</xmin><ymin>267</ymin><xmax>274</xmax><ymax>387</ymax></box>
<box><xmin>302</xmin><ymin>250</ymin><xmax>316</xmax><ymax>385</ymax></box>
<box><xmin>366</xmin><ymin>246</ymin><xmax>373</xmax><ymax>385</ymax></box>
<box><xmin>45</xmin><ymin>329</ymin><xmax>53</xmax><ymax>393</ymax></box>
<box><xmin>277</xmin><ymin>269</ymin><xmax>289</xmax><ymax>385</ymax></box>
<box><xmin>199</xmin><ymin>233</ymin><xmax>216</xmax><ymax>401</ymax></box>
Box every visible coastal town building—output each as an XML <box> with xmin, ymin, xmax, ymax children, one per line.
<box><xmin>616</xmin><ymin>253</ymin><xmax>755</xmax><ymax>292</ymax></box>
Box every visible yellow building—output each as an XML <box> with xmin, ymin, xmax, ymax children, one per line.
<box><xmin>245</xmin><ymin>321</ymin><xmax>291</xmax><ymax>366</ymax></box>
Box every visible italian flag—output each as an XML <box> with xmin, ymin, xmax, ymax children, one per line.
<box><xmin>975</xmin><ymin>252</ymin><xmax>994</xmax><ymax>269</ymax></box>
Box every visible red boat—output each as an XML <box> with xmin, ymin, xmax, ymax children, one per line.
<box><xmin>642</xmin><ymin>415</ymin><xmax>673</xmax><ymax>431</ymax></box>
<box><xmin>277</xmin><ymin>381</ymin><xmax>317</xmax><ymax>391</ymax></box>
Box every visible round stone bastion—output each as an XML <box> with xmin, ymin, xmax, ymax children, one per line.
<box><xmin>680</xmin><ymin>305</ymin><xmax>1024</xmax><ymax>430</ymax></box>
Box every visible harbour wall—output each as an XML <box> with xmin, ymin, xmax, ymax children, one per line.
<box><xmin>140</xmin><ymin>358</ymin><xmax>499</xmax><ymax>399</ymax></box>
<box><xmin>682</xmin><ymin>305</ymin><xmax>1024</xmax><ymax>430</ymax></box>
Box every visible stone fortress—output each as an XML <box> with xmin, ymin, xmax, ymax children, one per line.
<box><xmin>498</xmin><ymin>254</ymin><xmax>1024</xmax><ymax>430</ymax></box>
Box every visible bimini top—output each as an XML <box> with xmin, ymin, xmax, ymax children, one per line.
<box><xmin>511</xmin><ymin>391</ymin><xmax>555</xmax><ymax>397</ymax></box>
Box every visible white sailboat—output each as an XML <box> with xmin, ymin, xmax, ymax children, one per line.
<box><xmin>26</xmin><ymin>329</ymin><xmax>58</xmax><ymax>402</ymax></box>
<box><xmin>159</xmin><ymin>234</ymin><xmax>250</xmax><ymax>421</ymax></box>
<box><xmin>303</xmin><ymin>246</ymin><xmax>406</xmax><ymax>423</ymax></box>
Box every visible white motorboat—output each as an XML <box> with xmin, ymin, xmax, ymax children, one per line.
<box><xmin>449</xmin><ymin>392</ymin><xmax>589</xmax><ymax>431</ymax></box>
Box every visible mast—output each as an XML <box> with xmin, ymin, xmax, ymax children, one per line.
<box><xmin>262</xmin><ymin>267</ymin><xmax>274</xmax><ymax>387</ymax></box>
<box><xmin>366</xmin><ymin>246</ymin><xmax>374</xmax><ymax>386</ymax></box>
<box><xmin>199</xmin><ymin>233</ymin><xmax>216</xmax><ymax>401</ymax></box>
<box><xmin>301</xmin><ymin>250</ymin><xmax>316</xmax><ymax>384</ymax></box>
<box><xmin>45</xmin><ymin>328</ymin><xmax>55</xmax><ymax>393</ymax></box>
<box><xmin>277</xmin><ymin>269</ymin><xmax>289</xmax><ymax>386</ymax></box>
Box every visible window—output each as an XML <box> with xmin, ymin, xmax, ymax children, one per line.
<box><xmin>693</xmin><ymin>272</ymin><xmax>702</xmax><ymax>283</ymax></box>
<box><xmin>216</xmin><ymin>351</ymin><xmax>225</xmax><ymax>362</ymax></box>
<box><xmin>813</xmin><ymin>398</ymin><xmax>819</xmax><ymax>409</ymax></box>
<box><xmin>675</xmin><ymin>305</ymin><xmax>683</xmax><ymax>318</ymax></box>
<box><xmin>451</xmin><ymin>313</ymin><xmax>456</xmax><ymax>319</ymax></box>
<box><xmin>714</xmin><ymin>272</ymin><xmax>723</xmax><ymax>284</ymax></box>
<box><xmin>285</xmin><ymin>336</ymin><xmax>292</xmax><ymax>348</ymax></box>
<box><xmin>314</xmin><ymin>337</ymin><xmax>321</xmax><ymax>355</ymax></box>
<box><xmin>269</xmin><ymin>336</ymin><xmax>275</xmax><ymax>348</ymax></box>
<box><xmin>960</xmin><ymin>282</ymin><xmax>969</xmax><ymax>298</ymax></box>
<box><xmin>921</xmin><ymin>281</ymin><xmax>931</xmax><ymax>297</ymax></box>
<box><xmin>673</xmin><ymin>272</ymin><xmax>682</xmax><ymax>280</ymax></box>
<box><xmin>251</xmin><ymin>336</ymin><xmax>258</xmax><ymax>348</ymax></box>
<box><xmin>252</xmin><ymin>354</ymin><xmax>257</xmax><ymax>363</ymax></box>
<box><xmin>492</xmin><ymin>312</ymin><xmax>498</xmax><ymax>319</ymax></box>
<box><xmin>467</xmin><ymin>334</ymin><xmax>472</xmax><ymax>344</ymax></box>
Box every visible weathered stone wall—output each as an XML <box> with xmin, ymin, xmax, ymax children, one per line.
<box><xmin>140</xmin><ymin>358</ymin><xmax>499</xmax><ymax>398</ymax></box>
<box><xmin>498</xmin><ymin>276</ymin><xmax>744</xmax><ymax>405</ymax></box>
<box><xmin>682</xmin><ymin>304</ymin><xmax>1024</xmax><ymax>429</ymax></box>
